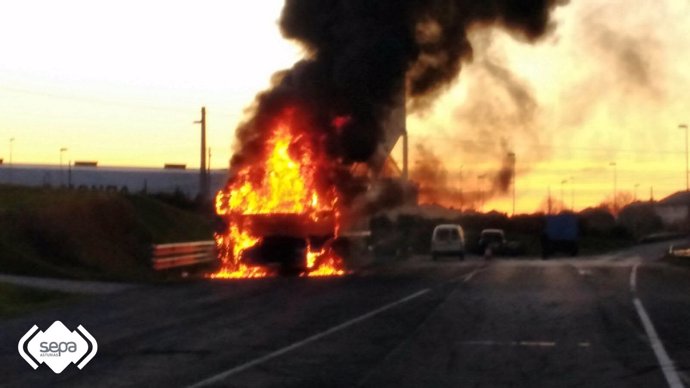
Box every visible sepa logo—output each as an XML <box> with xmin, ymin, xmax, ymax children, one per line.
<box><xmin>18</xmin><ymin>321</ymin><xmax>97</xmax><ymax>374</ymax></box>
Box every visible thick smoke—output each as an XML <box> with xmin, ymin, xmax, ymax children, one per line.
<box><xmin>411</xmin><ymin>142</ymin><xmax>515</xmax><ymax>210</ymax></box>
<box><xmin>229</xmin><ymin>0</ymin><xmax>565</xmax><ymax>205</ymax></box>
<box><xmin>411</xmin><ymin>144</ymin><xmax>467</xmax><ymax>207</ymax></box>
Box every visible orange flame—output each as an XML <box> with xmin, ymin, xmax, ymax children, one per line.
<box><xmin>211</xmin><ymin>109</ymin><xmax>346</xmax><ymax>279</ymax></box>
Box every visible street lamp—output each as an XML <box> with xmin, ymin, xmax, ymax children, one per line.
<box><xmin>609</xmin><ymin>162</ymin><xmax>617</xmax><ymax>212</ymax></box>
<box><xmin>570</xmin><ymin>176</ymin><xmax>575</xmax><ymax>211</ymax></box>
<box><xmin>680</xmin><ymin>124</ymin><xmax>688</xmax><ymax>191</ymax></box>
<box><xmin>507</xmin><ymin>152</ymin><xmax>516</xmax><ymax>216</ymax></box>
<box><xmin>59</xmin><ymin>147</ymin><xmax>68</xmax><ymax>186</ymax></box>
<box><xmin>9</xmin><ymin>137</ymin><xmax>14</xmax><ymax>165</ymax></box>
<box><xmin>477</xmin><ymin>174</ymin><xmax>487</xmax><ymax>208</ymax></box>
<box><xmin>547</xmin><ymin>185</ymin><xmax>553</xmax><ymax>215</ymax></box>
<box><xmin>8</xmin><ymin>137</ymin><xmax>14</xmax><ymax>184</ymax></box>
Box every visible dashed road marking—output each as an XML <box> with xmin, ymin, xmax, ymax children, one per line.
<box><xmin>462</xmin><ymin>268</ymin><xmax>481</xmax><ymax>282</ymax></box>
<box><xmin>186</xmin><ymin>288</ymin><xmax>430</xmax><ymax>388</ymax></box>
<box><xmin>458</xmin><ymin>340</ymin><xmax>558</xmax><ymax>348</ymax></box>
<box><xmin>630</xmin><ymin>263</ymin><xmax>638</xmax><ymax>293</ymax></box>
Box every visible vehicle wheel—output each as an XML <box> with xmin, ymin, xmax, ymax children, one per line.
<box><xmin>458</xmin><ymin>252</ymin><xmax>465</xmax><ymax>261</ymax></box>
<box><xmin>432</xmin><ymin>253</ymin><xmax>438</xmax><ymax>261</ymax></box>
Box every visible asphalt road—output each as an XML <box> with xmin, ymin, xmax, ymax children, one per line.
<box><xmin>1</xmin><ymin>241</ymin><xmax>689</xmax><ymax>387</ymax></box>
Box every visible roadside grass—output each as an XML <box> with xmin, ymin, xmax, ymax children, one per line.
<box><xmin>0</xmin><ymin>282</ymin><xmax>78</xmax><ymax>318</ymax></box>
<box><xmin>0</xmin><ymin>185</ymin><xmax>214</xmax><ymax>281</ymax></box>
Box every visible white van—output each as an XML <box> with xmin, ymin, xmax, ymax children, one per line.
<box><xmin>431</xmin><ymin>224</ymin><xmax>465</xmax><ymax>260</ymax></box>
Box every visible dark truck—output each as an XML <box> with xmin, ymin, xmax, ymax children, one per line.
<box><xmin>238</xmin><ymin>212</ymin><xmax>336</xmax><ymax>275</ymax></box>
<box><xmin>541</xmin><ymin>214</ymin><xmax>579</xmax><ymax>259</ymax></box>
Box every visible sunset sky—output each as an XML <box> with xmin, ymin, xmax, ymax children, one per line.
<box><xmin>1</xmin><ymin>0</ymin><xmax>689</xmax><ymax>213</ymax></box>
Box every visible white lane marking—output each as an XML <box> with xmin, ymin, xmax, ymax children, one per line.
<box><xmin>630</xmin><ymin>265</ymin><xmax>684</xmax><ymax>388</ymax></box>
<box><xmin>447</xmin><ymin>266</ymin><xmax>485</xmax><ymax>284</ymax></box>
<box><xmin>460</xmin><ymin>340</ymin><xmax>594</xmax><ymax>349</ymax></box>
<box><xmin>681</xmin><ymin>372</ymin><xmax>690</xmax><ymax>385</ymax></box>
<box><xmin>461</xmin><ymin>266</ymin><xmax>486</xmax><ymax>283</ymax></box>
<box><xmin>518</xmin><ymin>341</ymin><xmax>556</xmax><ymax>347</ymax></box>
<box><xmin>633</xmin><ymin>299</ymin><xmax>684</xmax><ymax>388</ymax></box>
<box><xmin>186</xmin><ymin>288</ymin><xmax>430</xmax><ymax>388</ymax></box>
<box><xmin>463</xmin><ymin>269</ymin><xmax>480</xmax><ymax>282</ymax></box>
<box><xmin>458</xmin><ymin>340</ymin><xmax>556</xmax><ymax>348</ymax></box>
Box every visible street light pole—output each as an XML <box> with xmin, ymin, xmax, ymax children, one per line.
<box><xmin>59</xmin><ymin>147</ymin><xmax>68</xmax><ymax>186</ymax></box>
<box><xmin>194</xmin><ymin>107</ymin><xmax>208</xmax><ymax>201</ymax></box>
<box><xmin>634</xmin><ymin>183</ymin><xmax>640</xmax><ymax>202</ymax></box>
<box><xmin>547</xmin><ymin>185</ymin><xmax>552</xmax><ymax>215</ymax></box>
<box><xmin>477</xmin><ymin>174</ymin><xmax>486</xmax><ymax>209</ymax></box>
<box><xmin>570</xmin><ymin>176</ymin><xmax>575</xmax><ymax>211</ymax></box>
<box><xmin>610</xmin><ymin>162</ymin><xmax>617</xmax><ymax>212</ymax></box>
<box><xmin>9</xmin><ymin>137</ymin><xmax>14</xmax><ymax>184</ymax></box>
<box><xmin>561</xmin><ymin>179</ymin><xmax>567</xmax><ymax>211</ymax></box>
<box><xmin>508</xmin><ymin>152</ymin><xmax>516</xmax><ymax>217</ymax></box>
<box><xmin>680</xmin><ymin>124</ymin><xmax>688</xmax><ymax>191</ymax></box>
<box><xmin>9</xmin><ymin>138</ymin><xmax>14</xmax><ymax>164</ymax></box>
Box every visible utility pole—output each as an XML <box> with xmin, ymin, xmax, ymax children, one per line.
<box><xmin>508</xmin><ymin>152</ymin><xmax>516</xmax><ymax>216</ymax></box>
<box><xmin>609</xmin><ymin>162</ymin><xmax>617</xmax><ymax>213</ymax></box>
<box><xmin>402</xmin><ymin>130</ymin><xmax>409</xmax><ymax>181</ymax></box>
<box><xmin>195</xmin><ymin>107</ymin><xmax>208</xmax><ymax>201</ymax></box>
<box><xmin>67</xmin><ymin>160</ymin><xmax>72</xmax><ymax>188</ymax></box>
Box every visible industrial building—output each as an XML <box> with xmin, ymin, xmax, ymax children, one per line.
<box><xmin>0</xmin><ymin>164</ymin><xmax>228</xmax><ymax>199</ymax></box>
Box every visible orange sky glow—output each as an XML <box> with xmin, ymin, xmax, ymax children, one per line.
<box><xmin>0</xmin><ymin>0</ymin><xmax>689</xmax><ymax>214</ymax></box>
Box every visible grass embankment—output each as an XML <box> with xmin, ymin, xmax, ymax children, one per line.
<box><xmin>0</xmin><ymin>185</ymin><xmax>214</xmax><ymax>281</ymax></box>
<box><xmin>0</xmin><ymin>283</ymin><xmax>76</xmax><ymax>317</ymax></box>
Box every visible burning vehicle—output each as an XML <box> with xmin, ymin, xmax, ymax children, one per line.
<box><xmin>209</xmin><ymin>0</ymin><xmax>563</xmax><ymax>279</ymax></box>
<box><xmin>212</xmin><ymin>110</ymin><xmax>347</xmax><ymax>278</ymax></box>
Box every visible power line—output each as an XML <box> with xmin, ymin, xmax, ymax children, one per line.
<box><xmin>0</xmin><ymin>85</ymin><xmax>201</xmax><ymax>113</ymax></box>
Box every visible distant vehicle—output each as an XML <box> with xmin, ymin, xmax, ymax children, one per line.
<box><xmin>478</xmin><ymin>229</ymin><xmax>506</xmax><ymax>252</ymax></box>
<box><xmin>431</xmin><ymin>224</ymin><xmax>465</xmax><ymax>260</ymax></box>
<box><xmin>478</xmin><ymin>229</ymin><xmax>526</xmax><ymax>257</ymax></box>
<box><xmin>541</xmin><ymin>214</ymin><xmax>579</xmax><ymax>259</ymax></box>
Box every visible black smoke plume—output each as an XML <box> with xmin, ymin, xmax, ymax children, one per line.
<box><xmin>228</xmin><ymin>0</ymin><xmax>565</xmax><ymax>204</ymax></box>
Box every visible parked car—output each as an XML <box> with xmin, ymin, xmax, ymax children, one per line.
<box><xmin>478</xmin><ymin>228</ymin><xmax>526</xmax><ymax>257</ymax></box>
<box><xmin>478</xmin><ymin>229</ymin><xmax>506</xmax><ymax>253</ymax></box>
<box><xmin>431</xmin><ymin>224</ymin><xmax>465</xmax><ymax>260</ymax></box>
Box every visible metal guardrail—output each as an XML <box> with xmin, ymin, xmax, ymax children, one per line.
<box><xmin>151</xmin><ymin>241</ymin><xmax>217</xmax><ymax>270</ymax></box>
<box><xmin>668</xmin><ymin>244</ymin><xmax>690</xmax><ymax>258</ymax></box>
